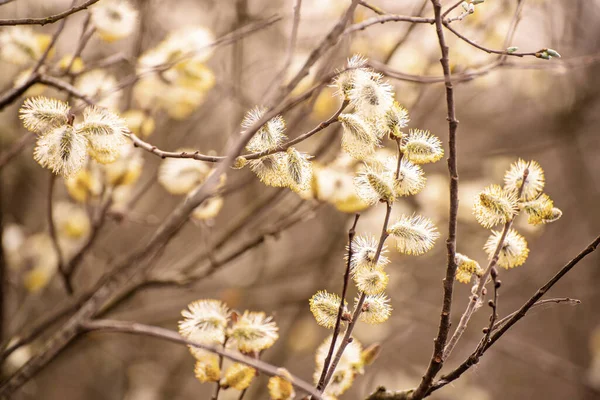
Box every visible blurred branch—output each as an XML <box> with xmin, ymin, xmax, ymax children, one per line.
<box><xmin>47</xmin><ymin>174</ymin><xmax>73</xmax><ymax>295</ymax></box>
<box><xmin>410</xmin><ymin>1</ymin><xmax>459</xmax><ymax>398</ymax></box>
<box><xmin>63</xmin><ymin>192</ymin><xmax>114</xmax><ymax>290</ymax></box>
<box><xmin>358</xmin><ymin>0</ymin><xmax>387</xmax><ymax>15</ymax></box>
<box><xmin>0</xmin><ymin>132</ymin><xmax>35</xmax><ymax>171</ymax></box>
<box><xmin>37</xmin><ymin>75</ymin><xmax>94</xmax><ymax>104</ymax></box>
<box><xmin>344</xmin><ymin>14</ymin><xmax>434</xmax><ymax>35</ymax></box>
<box><xmin>0</xmin><ymin>0</ymin><xmax>99</xmax><ymax>26</ymax></box>
<box><xmin>80</xmin><ymin>319</ymin><xmax>323</xmax><ymax>399</ymax></box>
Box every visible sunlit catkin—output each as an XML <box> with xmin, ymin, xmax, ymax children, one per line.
<box><xmin>33</xmin><ymin>125</ymin><xmax>88</xmax><ymax>177</ymax></box>
<box><xmin>387</xmin><ymin>214</ymin><xmax>439</xmax><ymax>255</ymax></box>
<box><xmin>358</xmin><ymin>294</ymin><xmax>392</xmax><ymax>324</ymax></box>
<box><xmin>504</xmin><ymin>159</ymin><xmax>544</xmax><ymax>200</ymax></box>
<box><xmin>454</xmin><ymin>253</ymin><xmax>483</xmax><ymax>284</ymax></box>
<box><xmin>228</xmin><ymin>311</ymin><xmax>279</xmax><ymax>352</ymax></box>
<box><xmin>19</xmin><ymin>97</ymin><xmax>69</xmax><ymax>134</ymax></box>
<box><xmin>484</xmin><ymin>229</ymin><xmax>529</xmax><ymax>269</ymax></box>
<box><xmin>473</xmin><ymin>184</ymin><xmax>518</xmax><ymax>228</ymax></box>
<box><xmin>309</xmin><ymin>290</ymin><xmax>346</xmax><ymax>329</ymax></box>
<box><xmin>401</xmin><ymin>129</ymin><xmax>444</xmax><ymax>164</ymax></box>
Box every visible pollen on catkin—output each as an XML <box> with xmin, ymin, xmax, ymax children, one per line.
<box><xmin>473</xmin><ymin>184</ymin><xmax>518</xmax><ymax>228</ymax></box>
<box><xmin>401</xmin><ymin>129</ymin><xmax>444</xmax><ymax>164</ymax></box>
<box><xmin>484</xmin><ymin>229</ymin><xmax>529</xmax><ymax>269</ymax></box>
<box><xmin>359</xmin><ymin>294</ymin><xmax>392</xmax><ymax>324</ymax></box>
<box><xmin>220</xmin><ymin>363</ymin><xmax>256</xmax><ymax>390</ymax></box>
<box><xmin>309</xmin><ymin>290</ymin><xmax>345</xmax><ymax>329</ymax></box>
<box><xmin>332</xmin><ymin>54</ymin><xmax>369</xmax><ymax>100</ymax></box>
<box><xmin>383</xmin><ymin>101</ymin><xmax>410</xmax><ymax>139</ymax></box>
<box><xmin>77</xmin><ymin>105</ymin><xmax>128</xmax><ymax>164</ymax></box>
<box><xmin>268</xmin><ymin>369</ymin><xmax>296</xmax><ymax>400</ymax></box>
<box><xmin>194</xmin><ymin>353</ymin><xmax>221</xmax><ymax>383</ymax></box>
<box><xmin>19</xmin><ymin>97</ymin><xmax>70</xmax><ymax>134</ymax></box>
<box><xmin>522</xmin><ymin>193</ymin><xmax>562</xmax><ymax>225</ymax></box>
<box><xmin>228</xmin><ymin>311</ymin><xmax>279</xmax><ymax>353</ymax></box>
<box><xmin>454</xmin><ymin>253</ymin><xmax>483</xmax><ymax>284</ymax></box>
<box><xmin>387</xmin><ymin>214</ymin><xmax>439</xmax><ymax>255</ymax></box>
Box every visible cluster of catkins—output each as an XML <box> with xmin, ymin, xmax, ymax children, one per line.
<box><xmin>464</xmin><ymin>159</ymin><xmax>562</xmax><ymax>283</ymax></box>
<box><xmin>299</xmin><ymin>56</ymin><xmax>446</xmax><ymax>399</ymax></box>
<box><xmin>178</xmin><ymin>299</ymin><xmax>296</xmax><ymax>399</ymax></box>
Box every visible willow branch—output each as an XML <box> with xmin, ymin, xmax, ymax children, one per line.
<box><xmin>128</xmin><ymin>99</ymin><xmax>349</xmax><ymax>162</ymax></box>
<box><xmin>80</xmin><ymin>319</ymin><xmax>322</xmax><ymax>399</ymax></box>
<box><xmin>344</xmin><ymin>14</ymin><xmax>434</xmax><ymax>35</ymax></box>
<box><xmin>0</xmin><ymin>0</ymin><xmax>100</xmax><ymax>26</ymax></box>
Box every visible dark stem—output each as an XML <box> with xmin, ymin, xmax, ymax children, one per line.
<box><xmin>411</xmin><ymin>1</ymin><xmax>459</xmax><ymax>398</ymax></box>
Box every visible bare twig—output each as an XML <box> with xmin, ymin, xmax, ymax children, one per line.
<box><xmin>80</xmin><ymin>319</ymin><xmax>323</xmax><ymax>399</ymax></box>
<box><xmin>0</xmin><ymin>0</ymin><xmax>100</xmax><ymax>26</ymax></box>
<box><xmin>410</xmin><ymin>2</ymin><xmax>459</xmax><ymax>398</ymax></box>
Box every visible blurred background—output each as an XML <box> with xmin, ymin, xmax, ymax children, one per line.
<box><xmin>1</xmin><ymin>0</ymin><xmax>600</xmax><ymax>399</ymax></box>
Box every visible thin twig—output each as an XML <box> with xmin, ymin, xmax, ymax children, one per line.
<box><xmin>477</xmin><ymin>268</ymin><xmax>500</xmax><ymax>356</ymax></box>
<box><xmin>410</xmin><ymin>2</ymin><xmax>459</xmax><ymax>398</ymax></box>
<box><xmin>128</xmin><ymin>99</ymin><xmax>349</xmax><ymax>163</ymax></box>
<box><xmin>0</xmin><ymin>0</ymin><xmax>100</xmax><ymax>26</ymax></box>
<box><xmin>344</xmin><ymin>14</ymin><xmax>434</xmax><ymax>35</ymax></box>
<box><xmin>316</xmin><ymin>213</ymin><xmax>360</xmax><ymax>391</ymax></box>
<box><xmin>80</xmin><ymin>319</ymin><xmax>323</xmax><ymax>399</ymax></box>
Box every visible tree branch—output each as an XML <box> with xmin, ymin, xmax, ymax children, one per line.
<box><xmin>0</xmin><ymin>0</ymin><xmax>100</xmax><ymax>26</ymax></box>
<box><xmin>80</xmin><ymin>319</ymin><xmax>322</xmax><ymax>399</ymax></box>
<box><xmin>410</xmin><ymin>1</ymin><xmax>459</xmax><ymax>398</ymax></box>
